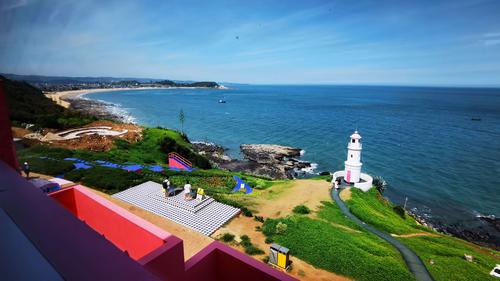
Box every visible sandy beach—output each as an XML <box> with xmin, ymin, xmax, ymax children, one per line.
<box><xmin>45</xmin><ymin>87</ymin><xmax>158</xmax><ymax>108</ymax></box>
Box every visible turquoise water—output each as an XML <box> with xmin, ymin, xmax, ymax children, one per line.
<box><xmin>89</xmin><ymin>85</ymin><xmax>500</xmax><ymax>230</ymax></box>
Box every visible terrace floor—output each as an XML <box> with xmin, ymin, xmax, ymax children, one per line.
<box><xmin>113</xmin><ymin>181</ymin><xmax>240</xmax><ymax>236</ymax></box>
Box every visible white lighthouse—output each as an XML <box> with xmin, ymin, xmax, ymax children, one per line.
<box><xmin>344</xmin><ymin>131</ymin><xmax>362</xmax><ymax>183</ymax></box>
<box><xmin>332</xmin><ymin>130</ymin><xmax>373</xmax><ymax>191</ymax></box>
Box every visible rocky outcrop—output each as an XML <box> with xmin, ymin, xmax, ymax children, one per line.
<box><xmin>192</xmin><ymin>142</ymin><xmax>232</xmax><ymax>165</ymax></box>
<box><xmin>194</xmin><ymin>142</ymin><xmax>312</xmax><ymax>179</ymax></box>
<box><xmin>240</xmin><ymin>144</ymin><xmax>302</xmax><ymax>164</ymax></box>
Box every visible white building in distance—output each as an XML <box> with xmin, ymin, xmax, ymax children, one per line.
<box><xmin>332</xmin><ymin>131</ymin><xmax>373</xmax><ymax>191</ymax></box>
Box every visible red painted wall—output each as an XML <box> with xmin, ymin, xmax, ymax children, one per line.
<box><xmin>0</xmin><ymin>78</ymin><xmax>20</xmax><ymax>172</ymax></box>
<box><xmin>51</xmin><ymin>187</ymin><xmax>167</xmax><ymax>260</ymax></box>
<box><xmin>139</xmin><ymin>236</ymin><xmax>186</xmax><ymax>281</ymax></box>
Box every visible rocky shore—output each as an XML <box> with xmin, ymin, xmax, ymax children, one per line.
<box><xmin>193</xmin><ymin>143</ymin><xmax>313</xmax><ymax>179</ymax></box>
<box><xmin>408</xmin><ymin>210</ymin><xmax>500</xmax><ymax>250</ymax></box>
<box><xmin>65</xmin><ymin>96</ymin><xmax>134</xmax><ymax>123</ymax></box>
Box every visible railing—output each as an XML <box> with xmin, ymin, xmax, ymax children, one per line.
<box><xmin>168</xmin><ymin>152</ymin><xmax>193</xmax><ymax>168</ymax></box>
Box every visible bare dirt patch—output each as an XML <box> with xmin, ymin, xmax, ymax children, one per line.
<box><xmin>11</xmin><ymin>126</ymin><xmax>32</xmax><ymax>138</ymax></box>
<box><xmin>339</xmin><ymin>187</ymin><xmax>352</xmax><ymax>201</ymax></box>
<box><xmin>255</xmin><ymin>179</ymin><xmax>332</xmax><ymax>218</ymax></box>
<box><xmin>50</xmin><ymin>121</ymin><xmax>143</xmax><ymax>151</ymax></box>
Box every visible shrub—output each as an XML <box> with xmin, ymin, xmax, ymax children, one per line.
<box><xmin>65</xmin><ymin>167</ymin><xmax>143</xmax><ymax>193</ymax></box>
<box><xmin>265</xmin><ymin>237</ymin><xmax>274</xmax><ymax>244</ymax></box>
<box><xmin>221</xmin><ymin>233</ymin><xmax>235</xmax><ymax>242</ymax></box>
<box><xmin>19</xmin><ymin>158</ymin><xmax>75</xmax><ymax>176</ymax></box>
<box><xmin>242</xmin><ymin>207</ymin><xmax>253</xmax><ymax>217</ymax></box>
<box><xmin>373</xmin><ymin>176</ymin><xmax>387</xmax><ymax>194</ymax></box>
<box><xmin>292</xmin><ymin>205</ymin><xmax>311</xmax><ymax>215</ymax></box>
<box><xmin>262</xmin><ymin>256</ymin><xmax>270</xmax><ymax>263</ymax></box>
<box><xmin>240</xmin><ymin>235</ymin><xmax>251</xmax><ymax>246</ymax></box>
<box><xmin>245</xmin><ymin>245</ymin><xmax>265</xmax><ymax>255</ymax></box>
<box><xmin>276</xmin><ymin>222</ymin><xmax>288</xmax><ymax>234</ymax></box>
<box><xmin>393</xmin><ymin>205</ymin><xmax>406</xmax><ymax>219</ymax></box>
<box><xmin>239</xmin><ymin>235</ymin><xmax>264</xmax><ymax>255</ymax></box>
<box><xmin>254</xmin><ymin>215</ymin><xmax>265</xmax><ymax>223</ymax></box>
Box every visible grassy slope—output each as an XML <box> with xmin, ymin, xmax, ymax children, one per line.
<box><xmin>347</xmin><ymin>188</ymin><xmax>430</xmax><ymax>234</ymax></box>
<box><xmin>345</xmin><ymin>188</ymin><xmax>500</xmax><ymax>281</ymax></box>
<box><xmin>262</xmin><ymin>201</ymin><xmax>415</xmax><ymax>281</ymax></box>
<box><xmin>3</xmin><ymin>75</ymin><xmax>95</xmax><ymax>129</ymax></box>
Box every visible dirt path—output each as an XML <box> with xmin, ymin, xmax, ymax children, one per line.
<box><xmin>255</xmin><ymin>179</ymin><xmax>332</xmax><ymax>218</ymax></box>
<box><xmin>213</xmin><ymin>180</ymin><xmax>351</xmax><ymax>281</ymax></box>
<box><xmin>392</xmin><ymin>232</ymin><xmax>440</xmax><ymax>238</ymax></box>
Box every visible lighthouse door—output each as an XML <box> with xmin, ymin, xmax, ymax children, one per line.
<box><xmin>346</xmin><ymin>170</ymin><xmax>351</xmax><ymax>182</ymax></box>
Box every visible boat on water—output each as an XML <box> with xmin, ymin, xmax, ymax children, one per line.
<box><xmin>218</xmin><ymin>99</ymin><xmax>226</xmax><ymax>103</ymax></box>
<box><xmin>471</xmin><ymin>117</ymin><xmax>482</xmax><ymax>121</ymax></box>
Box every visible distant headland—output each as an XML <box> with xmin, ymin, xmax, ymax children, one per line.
<box><xmin>0</xmin><ymin>73</ymin><xmax>224</xmax><ymax>92</ymax></box>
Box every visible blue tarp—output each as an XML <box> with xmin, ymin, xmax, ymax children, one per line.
<box><xmin>100</xmin><ymin>163</ymin><xmax>121</xmax><ymax>169</ymax></box>
<box><xmin>74</xmin><ymin>163</ymin><xmax>92</xmax><ymax>169</ymax></box>
<box><xmin>148</xmin><ymin>165</ymin><xmax>164</xmax><ymax>172</ymax></box>
<box><xmin>122</xmin><ymin>164</ymin><xmax>143</xmax><ymax>172</ymax></box>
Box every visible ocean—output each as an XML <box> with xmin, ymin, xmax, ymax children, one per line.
<box><xmin>88</xmin><ymin>85</ymin><xmax>500</xmax><ymax>240</ymax></box>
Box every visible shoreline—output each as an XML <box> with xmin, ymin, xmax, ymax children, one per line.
<box><xmin>45</xmin><ymin>87</ymin><xmax>160</xmax><ymax>108</ymax></box>
<box><xmin>46</xmin><ymin>85</ymin><xmax>228</xmax><ymax>109</ymax></box>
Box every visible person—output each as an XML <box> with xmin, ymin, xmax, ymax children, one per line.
<box><xmin>184</xmin><ymin>181</ymin><xmax>192</xmax><ymax>200</ymax></box>
<box><xmin>162</xmin><ymin>178</ymin><xmax>170</xmax><ymax>196</ymax></box>
<box><xmin>334</xmin><ymin>179</ymin><xmax>339</xmax><ymax>190</ymax></box>
<box><xmin>22</xmin><ymin>162</ymin><xmax>30</xmax><ymax>179</ymax></box>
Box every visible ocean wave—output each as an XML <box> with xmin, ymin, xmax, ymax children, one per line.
<box><xmin>103</xmin><ymin>103</ymin><xmax>136</xmax><ymax>124</ymax></box>
<box><xmin>297</xmin><ymin>162</ymin><xmax>318</xmax><ymax>175</ymax></box>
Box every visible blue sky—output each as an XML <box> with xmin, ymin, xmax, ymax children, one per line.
<box><xmin>1</xmin><ymin>0</ymin><xmax>500</xmax><ymax>85</ymax></box>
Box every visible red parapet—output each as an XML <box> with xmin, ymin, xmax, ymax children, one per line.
<box><xmin>0</xmin><ymin>78</ymin><xmax>20</xmax><ymax>172</ymax></box>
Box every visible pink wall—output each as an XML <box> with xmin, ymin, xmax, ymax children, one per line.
<box><xmin>51</xmin><ymin>186</ymin><xmax>170</xmax><ymax>260</ymax></box>
<box><xmin>139</xmin><ymin>236</ymin><xmax>185</xmax><ymax>281</ymax></box>
<box><xmin>0</xmin><ymin>78</ymin><xmax>19</xmax><ymax>172</ymax></box>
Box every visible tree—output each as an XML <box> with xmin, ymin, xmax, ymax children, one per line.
<box><xmin>179</xmin><ymin>109</ymin><xmax>185</xmax><ymax>134</ymax></box>
<box><xmin>373</xmin><ymin>176</ymin><xmax>388</xmax><ymax>194</ymax></box>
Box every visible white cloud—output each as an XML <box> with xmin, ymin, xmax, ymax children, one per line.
<box><xmin>483</xmin><ymin>39</ymin><xmax>500</xmax><ymax>46</ymax></box>
<box><xmin>483</xmin><ymin>32</ymin><xmax>500</xmax><ymax>38</ymax></box>
<box><xmin>1</xmin><ymin>0</ymin><xmax>29</xmax><ymax>11</ymax></box>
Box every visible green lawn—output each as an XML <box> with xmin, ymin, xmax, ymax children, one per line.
<box><xmin>344</xmin><ymin>188</ymin><xmax>500</xmax><ymax>280</ymax></box>
<box><xmin>262</xmin><ymin>202</ymin><xmax>415</xmax><ymax>281</ymax></box>
<box><xmin>346</xmin><ymin>188</ymin><xmax>430</xmax><ymax>234</ymax></box>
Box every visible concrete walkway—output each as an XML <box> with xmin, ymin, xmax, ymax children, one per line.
<box><xmin>331</xmin><ymin>188</ymin><xmax>434</xmax><ymax>281</ymax></box>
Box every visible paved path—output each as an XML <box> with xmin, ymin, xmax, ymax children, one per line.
<box><xmin>332</xmin><ymin>188</ymin><xmax>434</xmax><ymax>281</ymax></box>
